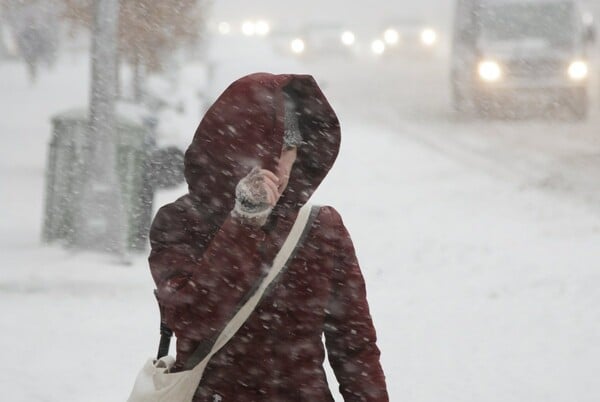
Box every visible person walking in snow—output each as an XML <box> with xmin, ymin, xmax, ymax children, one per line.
<box><xmin>148</xmin><ymin>73</ymin><xmax>389</xmax><ymax>401</ymax></box>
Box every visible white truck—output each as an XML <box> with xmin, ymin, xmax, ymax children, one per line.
<box><xmin>451</xmin><ymin>0</ymin><xmax>596</xmax><ymax>119</ymax></box>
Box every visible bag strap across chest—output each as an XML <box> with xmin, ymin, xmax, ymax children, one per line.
<box><xmin>155</xmin><ymin>204</ymin><xmax>321</xmax><ymax>371</ymax></box>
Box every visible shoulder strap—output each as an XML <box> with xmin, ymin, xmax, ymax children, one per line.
<box><xmin>182</xmin><ymin>203</ymin><xmax>320</xmax><ymax>370</ymax></box>
<box><xmin>155</xmin><ymin>290</ymin><xmax>174</xmax><ymax>360</ymax></box>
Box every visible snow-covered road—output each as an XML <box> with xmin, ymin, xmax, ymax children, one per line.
<box><xmin>308</xmin><ymin>49</ymin><xmax>600</xmax><ymax>212</ymax></box>
<box><xmin>1</xmin><ymin>36</ymin><xmax>600</xmax><ymax>401</ymax></box>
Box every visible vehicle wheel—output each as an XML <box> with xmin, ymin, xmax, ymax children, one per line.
<box><xmin>474</xmin><ymin>94</ymin><xmax>496</xmax><ymax>118</ymax></box>
<box><xmin>452</xmin><ymin>84</ymin><xmax>469</xmax><ymax>114</ymax></box>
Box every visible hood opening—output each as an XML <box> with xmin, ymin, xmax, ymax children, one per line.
<box><xmin>184</xmin><ymin>73</ymin><xmax>340</xmax><ymax>225</ymax></box>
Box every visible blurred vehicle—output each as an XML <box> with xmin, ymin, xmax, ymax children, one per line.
<box><xmin>452</xmin><ymin>0</ymin><xmax>596</xmax><ymax>119</ymax></box>
<box><xmin>240</xmin><ymin>19</ymin><xmax>271</xmax><ymax>37</ymax></box>
<box><xmin>377</xmin><ymin>19</ymin><xmax>442</xmax><ymax>57</ymax></box>
<box><xmin>282</xmin><ymin>23</ymin><xmax>358</xmax><ymax>60</ymax></box>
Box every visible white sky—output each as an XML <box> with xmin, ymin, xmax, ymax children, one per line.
<box><xmin>211</xmin><ymin>0</ymin><xmax>455</xmax><ymax>30</ymax></box>
<box><xmin>212</xmin><ymin>0</ymin><xmax>600</xmax><ymax>30</ymax></box>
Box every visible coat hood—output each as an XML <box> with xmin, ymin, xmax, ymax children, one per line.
<box><xmin>184</xmin><ymin>73</ymin><xmax>341</xmax><ymax>222</ymax></box>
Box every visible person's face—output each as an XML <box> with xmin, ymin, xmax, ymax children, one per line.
<box><xmin>275</xmin><ymin>146</ymin><xmax>297</xmax><ymax>195</ymax></box>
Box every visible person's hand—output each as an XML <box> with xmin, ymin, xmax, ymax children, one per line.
<box><xmin>232</xmin><ymin>167</ymin><xmax>280</xmax><ymax>226</ymax></box>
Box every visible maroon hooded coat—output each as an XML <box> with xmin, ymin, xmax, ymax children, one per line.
<box><xmin>149</xmin><ymin>73</ymin><xmax>388</xmax><ymax>401</ymax></box>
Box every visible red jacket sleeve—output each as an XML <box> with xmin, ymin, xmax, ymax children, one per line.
<box><xmin>148</xmin><ymin>202</ymin><xmax>266</xmax><ymax>343</ymax></box>
<box><xmin>322</xmin><ymin>207</ymin><xmax>389</xmax><ymax>402</ymax></box>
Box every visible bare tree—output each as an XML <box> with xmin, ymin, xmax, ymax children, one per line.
<box><xmin>62</xmin><ymin>0</ymin><xmax>211</xmax><ymax>100</ymax></box>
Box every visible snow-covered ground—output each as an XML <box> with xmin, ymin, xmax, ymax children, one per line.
<box><xmin>2</xmin><ymin>30</ymin><xmax>600</xmax><ymax>402</ymax></box>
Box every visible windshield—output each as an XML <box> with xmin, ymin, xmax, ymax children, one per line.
<box><xmin>479</xmin><ymin>2</ymin><xmax>576</xmax><ymax>46</ymax></box>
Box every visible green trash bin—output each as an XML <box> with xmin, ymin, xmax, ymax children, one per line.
<box><xmin>42</xmin><ymin>103</ymin><xmax>184</xmax><ymax>252</ymax></box>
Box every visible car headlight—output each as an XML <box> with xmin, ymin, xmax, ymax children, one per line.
<box><xmin>420</xmin><ymin>28</ymin><xmax>437</xmax><ymax>46</ymax></box>
<box><xmin>371</xmin><ymin>39</ymin><xmax>386</xmax><ymax>55</ymax></box>
<box><xmin>341</xmin><ymin>31</ymin><xmax>355</xmax><ymax>46</ymax></box>
<box><xmin>478</xmin><ymin>60</ymin><xmax>502</xmax><ymax>82</ymax></box>
<box><xmin>217</xmin><ymin>22</ymin><xmax>231</xmax><ymax>35</ymax></box>
<box><xmin>568</xmin><ymin>60</ymin><xmax>589</xmax><ymax>81</ymax></box>
<box><xmin>255</xmin><ymin>20</ymin><xmax>271</xmax><ymax>36</ymax></box>
<box><xmin>291</xmin><ymin>38</ymin><xmax>305</xmax><ymax>54</ymax></box>
<box><xmin>384</xmin><ymin>28</ymin><xmax>400</xmax><ymax>45</ymax></box>
<box><xmin>241</xmin><ymin>21</ymin><xmax>256</xmax><ymax>36</ymax></box>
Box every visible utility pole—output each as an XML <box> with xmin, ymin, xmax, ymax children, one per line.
<box><xmin>76</xmin><ymin>0</ymin><xmax>129</xmax><ymax>263</ymax></box>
